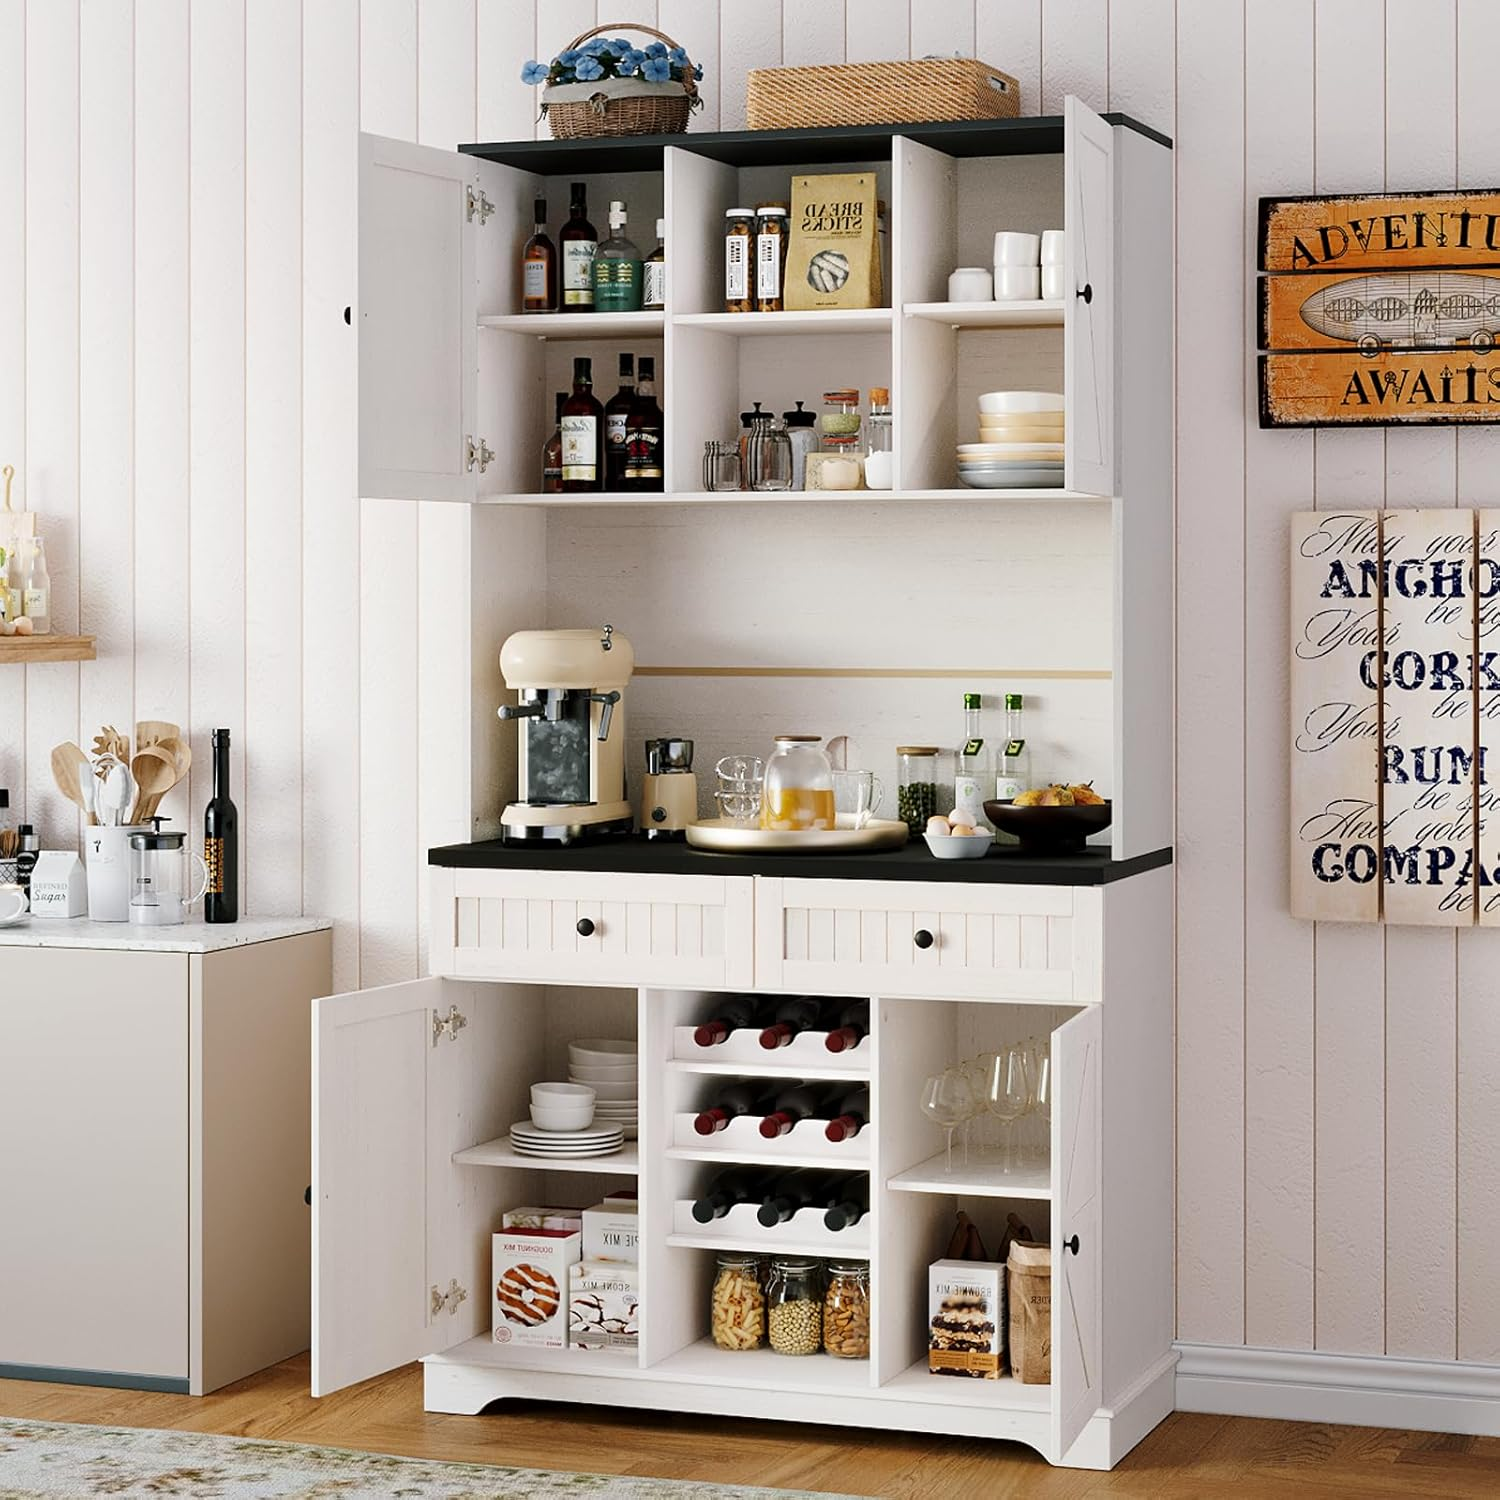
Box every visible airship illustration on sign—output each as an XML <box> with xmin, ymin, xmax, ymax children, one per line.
<box><xmin>1294</xmin><ymin>271</ymin><xmax>1500</xmax><ymax>354</ymax></box>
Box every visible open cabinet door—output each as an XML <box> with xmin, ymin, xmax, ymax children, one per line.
<box><xmin>1051</xmin><ymin>1004</ymin><xmax>1102</xmax><ymax>1462</ymax></box>
<box><xmin>358</xmin><ymin>134</ymin><xmax>476</xmax><ymax>501</ymax></box>
<box><xmin>1064</xmin><ymin>97</ymin><xmax>1116</xmax><ymax>497</ymax></box>
<box><xmin>312</xmin><ymin>976</ymin><xmax>447</xmax><ymax>1396</ymax></box>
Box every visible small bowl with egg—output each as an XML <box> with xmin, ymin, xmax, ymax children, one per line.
<box><xmin>922</xmin><ymin>812</ymin><xmax>995</xmax><ymax>860</ymax></box>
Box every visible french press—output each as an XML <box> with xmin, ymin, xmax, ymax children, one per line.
<box><xmin>128</xmin><ymin>817</ymin><xmax>209</xmax><ymax>926</ymax></box>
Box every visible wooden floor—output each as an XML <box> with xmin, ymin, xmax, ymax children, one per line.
<box><xmin>4</xmin><ymin>1356</ymin><xmax>1500</xmax><ymax>1497</ymax></box>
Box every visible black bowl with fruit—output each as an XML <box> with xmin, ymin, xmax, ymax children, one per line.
<box><xmin>985</xmin><ymin>786</ymin><xmax>1112</xmax><ymax>854</ymax></box>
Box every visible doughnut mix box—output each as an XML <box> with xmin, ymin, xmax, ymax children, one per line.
<box><xmin>927</xmin><ymin>1259</ymin><xmax>1005</xmax><ymax>1379</ymax></box>
<box><xmin>491</xmin><ymin>1228</ymin><xmax>580</xmax><ymax>1348</ymax></box>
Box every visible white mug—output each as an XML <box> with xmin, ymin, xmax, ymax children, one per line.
<box><xmin>0</xmin><ymin>883</ymin><xmax>28</xmax><ymax>924</ymax></box>
<box><xmin>1040</xmin><ymin>229</ymin><xmax>1066</xmax><ymax>265</ymax></box>
<box><xmin>993</xmin><ymin>230</ymin><xmax>1040</xmax><ymax>266</ymax></box>
<box><xmin>1041</xmin><ymin>263</ymin><xmax>1067</xmax><ymax>301</ymax></box>
<box><xmin>994</xmin><ymin>265</ymin><xmax>1041</xmax><ymax>301</ymax></box>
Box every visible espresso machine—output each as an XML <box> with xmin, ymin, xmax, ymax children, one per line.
<box><xmin>497</xmin><ymin>625</ymin><xmax>635</xmax><ymax>844</ymax></box>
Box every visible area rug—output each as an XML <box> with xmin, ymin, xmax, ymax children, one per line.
<box><xmin>0</xmin><ymin>1418</ymin><xmax>870</xmax><ymax>1499</ymax></box>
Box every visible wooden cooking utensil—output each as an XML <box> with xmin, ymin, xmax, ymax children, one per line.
<box><xmin>128</xmin><ymin>747</ymin><xmax>176</xmax><ymax>824</ymax></box>
<box><xmin>135</xmin><ymin>719</ymin><xmax>179</xmax><ymax>750</ymax></box>
<box><xmin>134</xmin><ymin>738</ymin><xmax>190</xmax><ymax>822</ymax></box>
<box><xmin>91</xmin><ymin>725</ymin><xmax>130</xmax><ymax>762</ymax></box>
<box><xmin>50</xmin><ymin>742</ymin><xmax>92</xmax><ymax>817</ymax></box>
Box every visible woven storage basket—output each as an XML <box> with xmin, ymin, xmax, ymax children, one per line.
<box><xmin>747</xmin><ymin>58</ymin><xmax>1020</xmax><ymax>131</ymax></box>
<box><xmin>543</xmin><ymin>23</ymin><xmax>698</xmax><ymax>139</ymax></box>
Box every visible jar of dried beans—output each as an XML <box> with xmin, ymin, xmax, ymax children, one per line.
<box><xmin>766</xmin><ymin>1256</ymin><xmax>824</xmax><ymax>1355</ymax></box>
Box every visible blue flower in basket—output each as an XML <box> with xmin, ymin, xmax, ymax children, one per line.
<box><xmin>575</xmin><ymin>55</ymin><xmax>606</xmax><ymax>82</ymax></box>
<box><xmin>694</xmin><ymin>64</ymin><xmax>704</xmax><ymax>80</ymax></box>
<box><xmin>520</xmin><ymin>59</ymin><xmax>549</xmax><ymax>85</ymax></box>
<box><xmin>669</xmin><ymin>47</ymin><xmax>688</xmax><ymax>65</ymax></box>
<box><xmin>610</xmin><ymin>38</ymin><xmax>634</xmax><ymax>53</ymax></box>
<box><xmin>581</xmin><ymin>37</ymin><xmax>610</xmax><ymax>55</ymax></box>
<box><xmin>645</xmin><ymin>40</ymin><xmax>669</xmax><ymax>58</ymax></box>
<box><xmin>620</xmin><ymin>48</ymin><xmax>645</xmax><ymax>70</ymax></box>
<box><xmin>642</xmin><ymin>55</ymin><xmax>672</xmax><ymax>83</ymax></box>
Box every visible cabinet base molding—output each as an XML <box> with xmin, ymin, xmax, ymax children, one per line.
<box><xmin>1176</xmin><ymin>1342</ymin><xmax>1500</xmax><ymax>1438</ymax></box>
<box><xmin>0</xmin><ymin>1362</ymin><xmax>189</xmax><ymax>1395</ymax></box>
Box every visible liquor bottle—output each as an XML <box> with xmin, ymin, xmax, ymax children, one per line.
<box><xmin>521</xmin><ymin>196</ymin><xmax>558</xmax><ymax>313</ymax></box>
<box><xmin>756</xmin><ymin>1168</ymin><xmax>842</xmax><ymax>1226</ymax></box>
<box><xmin>560</xmin><ymin>357</ymin><xmax>604</xmax><ymax>493</ymax></box>
<box><xmin>592</xmin><ymin>200</ymin><xmax>642</xmax><ymax>312</ymax></box>
<box><xmin>824</xmin><ymin>1085</ymin><xmax>870</xmax><ymax>1142</ymax></box>
<box><xmin>758</xmin><ymin>995</ymin><xmax>829</xmax><ymax>1050</ymax></box>
<box><xmin>204</xmin><ymin>727</ymin><xmax>238</xmax><ymax>923</ymax></box>
<box><xmin>541</xmin><ymin>391</ymin><xmax>565</xmax><ymax>493</ymax></box>
<box><xmin>691</xmin><ymin>1165</ymin><xmax>770</xmax><ymax>1223</ymax></box>
<box><xmin>693</xmin><ymin>1081</ymin><xmax>779</xmax><ymax>1136</ymax></box>
<box><xmin>822</xmin><ymin>1177</ymin><xmax>869</xmax><ymax>1231</ymax></box>
<box><xmin>692</xmin><ymin>994</ymin><xmax>771</xmax><ymax>1047</ymax></box>
<box><xmin>758</xmin><ymin>1081</ymin><xmax>831</xmax><ymax>1138</ymax></box>
<box><xmin>954</xmin><ymin>691</ymin><xmax>991</xmax><ymax>830</ymax></box>
<box><xmin>643</xmin><ymin>218</ymin><xmax>667</xmax><ymax>311</ymax></box>
<box><xmin>824</xmin><ymin>999</ymin><xmax>869</xmax><ymax>1053</ymax></box>
<box><xmin>623</xmin><ymin>355</ymin><xmax>664</xmax><ymax>492</ymax></box>
<box><xmin>604</xmin><ymin>353</ymin><xmax>636</xmax><ymax>491</ymax></box>
<box><xmin>14</xmin><ymin>823</ymin><xmax>37</xmax><ymax>897</ymax></box>
<box><xmin>560</xmin><ymin>182</ymin><xmax>597</xmax><ymax>311</ymax></box>
<box><xmin>994</xmin><ymin>693</ymin><xmax>1031</xmax><ymax>847</ymax></box>
<box><xmin>21</xmin><ymin>536</ymin><xmax>50</xmax><ymax>634</ymax></box>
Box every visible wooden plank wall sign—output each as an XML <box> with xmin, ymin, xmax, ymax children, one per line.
<box><xmin>1259</xmin><ymin>190</ymin><xmax>1500</xmax><ymax>426</ymax></box>
<box><xmin>1291</xmin><ymin>509</ymin><xmax>1491</xmax><ymax>924</ymax></box>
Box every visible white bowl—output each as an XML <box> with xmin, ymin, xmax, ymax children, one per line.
<box><xmin>530</xmin><ymin>1098</ymin><xmax>597</xmax><ymax>1131</ymax></box>
<box><xmin>532</xmin><ymin>1080</ymin><xmax>595</xmax><ymax>1104</ymax></box>
<box><xmin>948</xmin><ymin>266</ymin><xmax>994</xmax><ymax>302</ymax></box>
<box><xmin>577</xmin><ymin>1078</ymin><xmax>637</xmax><ymax>1100</ymax></box>
<box><xmin>993</xmin><ymin>265</ymin><xmax>1041</xmax><ymax>301</ymax></box>
<box><xmin>568</xmin><ymin>1062</ymin><xmax>638</xmax><ymax>1082</ymax></box>
<box><xmin>924</xmin><ymin>830</ymin><xmax>994</xmax><ymax>860</ymax></box>
<box><xmin>568</xmin><ymin>1038</ymin><xmax>637</xmax><ymax>1065</ymax></box>
<box><xmin>978</xmin><ymin>390</ymin><xmax>1066</xmax><ymax>415</ymax></box>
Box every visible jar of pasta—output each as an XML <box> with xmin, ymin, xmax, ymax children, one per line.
<box><xmin>822</xmin><ymin>1260</ymin><xmax>870</xmax><ymax>1359</ymax></box>
<box><xmin>711</xmin><ymin>1253</ymin><xmax>765</xmax><ymax>1350</ymax></box>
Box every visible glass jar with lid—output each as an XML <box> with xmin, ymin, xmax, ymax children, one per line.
<box><xmin>819</xmin><ymin>389</ymin><xmax>862</xmax><ymax>454</ymax></box>
<box><xmin>897</xmin><ymin>746</ymin><xmax>941</xmax><ymax>836</ymax></box>
<box><xmin>754</xmin><ymin>203</ymin><xmax>789</xmax><ymax>311</ymax></box>
<box><xmin>711</xmin><ymin>1252</ymin><xmax>766</xmax><ymax>1350</ymax></box>
<box><xmin>783</xmin><ymin>401</ymin><xmax>817</xmax><ymax>489</ymax></box>
<box><xmin>737</xmin><ymin>401</ymin><xmax>772</xmax><ymax>490</ymax></box>
<box><xmin>724</xmin><ymin>208</ymin><xmax>755</xmax><ymax>313</ymax></box>
<box><xmin>823</xmin><ymin>1260</ymin><xmax>870</xmax><ymax>1359</ymax></box>
<box><xmin>761</xmin><ymin>735</ymin><xmax>835</xmax><ymax>831</ymax></box>
<box><xmin>766</xmin><ymin>1256</ymin><xmax>824</xmax><ymax>1355</ymax></box>
<box><xmin>864</xmin><ymin>386</ymin><xmax>893</xmax><ymax>490</ymax></box>
<box><xmin>746</xmin><ymin>417</ymin><xmax>793</xmax><ymax>491</ymax></box>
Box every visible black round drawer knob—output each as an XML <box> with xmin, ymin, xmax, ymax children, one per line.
<box><xmin>1076</xmin><ymin>283</ymin><xmax>1093</xmax><ymax>304</ymax></box>
<box><xmin>914</xmin><ymin>928</ymin><xmax>934</xmax><ymax>950</ymax></box>
<box><xmin>576</xmin><ymin>917</ymin><xmax>596</xmax><ymax>937</ymax></box>
<box><xmin>1063</xmin><ymin>1234</ymin><xmax>1080</xmax><ymax>1255</ymax></box>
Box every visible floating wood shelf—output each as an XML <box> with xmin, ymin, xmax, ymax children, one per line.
<box><xmin>0</xmin><ymin>633</ymin><xmax>95</xmax><ymax>664</ymax></box>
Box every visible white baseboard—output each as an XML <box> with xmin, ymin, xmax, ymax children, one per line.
<box><xmin>1176</xmin><ymin>1341</ymin><xmax>1500</xmax><ymax>1437</ymax></box>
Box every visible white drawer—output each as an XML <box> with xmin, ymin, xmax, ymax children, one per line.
<box><xmin>430</xmin><ymin>868</ymin><xmax>755</xmax><ymax>989</ymax></box>
<box><xmin>755</xmin><ymin>877</ymin><xmax>1103</xmax><ymax>1002</ymax></box>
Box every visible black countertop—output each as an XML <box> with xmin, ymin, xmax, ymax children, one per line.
<box><xmin>429</xmin><ymin>835</ymin><xmax>1172</xmax><ymax>887</ymax></box>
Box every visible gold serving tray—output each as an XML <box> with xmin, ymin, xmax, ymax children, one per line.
<box><xmin>685</xmin><ymin>818</ymin><xmax>910</xmax><ymax>853</ymax></box>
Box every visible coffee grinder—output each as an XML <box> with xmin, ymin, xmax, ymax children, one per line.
<box><xmin>642</xmin><ymin>738</ymin><xmax>697</xmax><ymax>839</ymax></box>
<box><xmin>497</xmin><ymin>625</ymin><xmax>635</xmax><ymax>844</ymax></box>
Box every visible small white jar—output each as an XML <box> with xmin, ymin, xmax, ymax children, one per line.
<box><xmin>993</xmin><ymin>230</ymin><xmax>1040</xmax><ymax>266</ymax></box>
<box><xmin>948</xmin><ymin>266</ymin><xmax>993</xmax><ymax>302</ymax></box>
<box><xmin>994</xmin><ymin>265</ymin><xmax>1042</xmax><ymax>301</ymax></box>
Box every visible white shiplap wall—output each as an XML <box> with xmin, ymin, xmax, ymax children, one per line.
<box><xmin>3</xmin><ymin>0</ymin><xmax>1499</xmax><ymax>1375</ymax></box>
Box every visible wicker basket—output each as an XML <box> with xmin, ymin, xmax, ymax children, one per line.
<box><xmin>746</xmin><ymin>58</ymin><xmax>1021</xmax><ymax>131</ymax></box>
<box><xmin>543</xmin><ymin>23</ymin><xmax>699</xmax><ymax>139</ymax></box>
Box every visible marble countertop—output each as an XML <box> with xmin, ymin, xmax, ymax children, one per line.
<box><xmin>0</xmin><ymin>915</ymin><xmax>332</xmax><ymax>953</ymax></box>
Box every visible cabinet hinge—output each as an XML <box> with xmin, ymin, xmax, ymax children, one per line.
<box><xmin>466</xmin><ymin>434</ymin><xmax>494</xmax><ymax>474</ymax></box>
<box><xmin>466</xmin><ymin>186</ymin><xmax>495</xmax><ymax>225</ymax></box>
<box><xmin>432</xmin><ymin>1004</ymin><xmax>468</xmax><ymax>1046</ymax></box>
<box><xmin>431</xmin><ymin>1278</ymin><xmax>469</xmax><ymax>1316</ymax></box>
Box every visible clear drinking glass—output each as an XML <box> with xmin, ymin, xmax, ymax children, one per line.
<box><xmin>831</xmin><ymin>769</ymin><xmax>884</xmax><ymax>830</ymax></box>
<box><xmin>921</xmin><ymin>1068</ymin><xmax>974</xmax><ymax>1173</ymax></box>
<box><xmin>985</xmin><ymin>1045</ymin><xmax>1031</xmax><ymax>1172</ymax></box>
<box><xmin>715</xmin><ymin>754</ymin><xmax>764</xmax><ymax>825</ymax></box>
<box><xmin>703</xmin><ymin>440</ymin><xmax>743</xmax><ymax>492</ymax></box>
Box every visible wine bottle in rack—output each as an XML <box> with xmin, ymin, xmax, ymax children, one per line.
<box><xmin>823</xmin><ymin>1177</ymin><xmax>869</xmax><ymax>1231</ymax></box>
<box><xmin>691</xmin><ymin>1165</ymin><xmax>770</xmax><ymax>1223</ymax></box>
<box><xmin>693</xmin><ymin>1081</ymin><xmax>778</xmax><ymax>1136</ymax></box>
<box><xmin>824</xmin><ymin>998</ymin><xmax>869</xmax><ymax>1053</ymax></box>
<box><xmin>756</xmin><ymin>1168</ymin><xmax>844</xmax><ymax>1226</ymax></box>
<box><xmin>692</xmin><ymin>995</ymin><xmax>771</xmax><ymax>1047</ymax></box>
<box><xmin>204</xmin><ymin>728</ymin><xmax>238</xmax><ymax>924</ymax></box>
<box><xmin>823</xmin><ymin>1085</ymin><xmax>870</xmax><ymax>1142</ymax></box>
<box><xmin>758</xmin><ymin>995</ymin><xmax>832</xmax><ymax>1049</ymax></box>
<box><xmin>759</xmin><ymin>1081</ymin><xmax>831</xmax><ymax>1138</ymax></box>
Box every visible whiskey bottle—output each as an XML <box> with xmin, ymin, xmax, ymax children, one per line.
<box><xmin>592</xmin><ymin>200</ymin><xmax>642</xmax><ymax>312</ymax></box>
<box><xmin>541</xmin><ymin>391</ymin><xmax>564</xmax><ymax>493</ymax></box>
<box><xmin>604</xmin><ymin>353</ymin><xmax>635</xmax><ymax>491</ymax></box>
<box><xmin>560</xmin><ymin>182</ymin><xmax>597</xmax><ymax>312</ymax></box>
<box><xmin>643</xmin><ymin>218</ymin><xmax>667</xmax><ymax>310</ymax></box>
<box><xmin>521</xmin><ymin>196</ymin><xmax>558</xmax><ymax>313</ymax></box>
<box><xmin>623</xmin><ymin>355</ymin><xmax>663</xmax><ymax>492</ymax></box>
<box><xmin>560</xmin><ymin>357</ymin><xmax>604</xmax><ymax>492</ymax></box>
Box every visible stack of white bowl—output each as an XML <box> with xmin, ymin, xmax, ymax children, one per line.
<box><xmin>512</xmin><ymin>1082</ymin><xmax>625</xmax><ymax>1158</ymax></box>
<box><xmin>958</xmin><ymin>391</ymin><xmax>1065</xmax><ymax>489</ymax></box>
<box><xmin>569</xmin><ymin>1038</ymin><xmax>638</xmax><ymax>1139</ymax></box>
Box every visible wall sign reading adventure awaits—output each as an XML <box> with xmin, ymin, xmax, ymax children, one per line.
<box><xmin>1260</xmin><ymin>190</ymin><xmax>1500</xmax><ymax>426</ymax></box>
<box><xmin>1291</xmin><ymin>509</ymin><xmax>1500</xmax><ymax>925</ymax></box>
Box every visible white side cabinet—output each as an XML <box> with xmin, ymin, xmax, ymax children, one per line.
<box><xmin>312</xmin><ymin>864</ymin><xmax>1172</xmax><ymax>1469</ymax></box>
<box><xmin>0</xmin><ymin>920</ymin><xmax>331</xmax><ymax>1394</ymax></box>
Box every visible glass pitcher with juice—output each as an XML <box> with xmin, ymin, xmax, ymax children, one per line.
<box><xmin>761</xmin><ymin>735</ymin><xmax>835</xmax><ymax>830</ymax></box>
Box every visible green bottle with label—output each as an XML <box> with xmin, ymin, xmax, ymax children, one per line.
<box><xmin>592</xmin><ymin>200</ymin><xmax>643</xmax><ymax>313</ymax></box>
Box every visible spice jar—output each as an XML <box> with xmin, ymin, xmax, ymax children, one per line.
<box><xmin>864</xmin><ymin>387</ymin><xmax>893</xmax><ymax>490</ymax></box>
<box><xmin>762</xmin><ymin>735</ymin><xmax>835</xmax><ymax>830</ymax></box>
<box><xmin>724</xmin><ymin>208</ymin><xmax>755</xmax><ymax>313</ymax></box>
<box><xmin>738</xmin><ymin>402</ymin><xmax>772</xmax><ymax>490</ymax></box>
<box><xmin>783</xmin><ymin>401</ymin><xmax>817</xmax><ymax>489</ymax></box>
<box><xmin>747</xmin><ymin>417</ymin><xmax>793</xmax><ymax>492</ymax></box>
<box><xmin>754</xmin><ymin>203</ymin><xmax>789</xmax><ymax>312</ymax></box>
<box><xmin>823</xmin><ymin>1260</ymin><xmax>870</xmax><ymax>1359</ymax></box>
<box><xmin>711</xmin><ymin>1253</ymin><xmax>766</xmax><ymax>1350</ymax></box>
<box><xmin>766</xmin><ymin>1256</ymin><xmax>824</xmax><ymax>1355</ymax></box>
<box><xmin>703</xmin><ymin>440</ymin><xmax>742</xmax><ymax>492</ymax></box>
<box><xmin>820</xmin><ymin>389</ymin><xmax>862</xmax><ymax>454</ymax></box>
<box><xmin>897</xmin><ymin>746</ymin><xmax>941</xmax><ymax>836</ymax></box>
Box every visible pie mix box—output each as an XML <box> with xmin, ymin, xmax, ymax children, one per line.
<box><xmin>501</xmin><ymin>1205</ymin><xmax>584</xmax><ymax>1232</ymax></box>
<box><xmin>928</xmin><ymin>1259</ymin><xmax>1005</xmax><ymax>1379</ymax></box>
<box><xmin>491</xmin><ymin>1229</ymin><xmax>580</xmax><ymax>1348</ymax></box>
<box><xmin>582</xmin><ymin>1200</ymin><xmax>639</xmax><ymax>1263</ymax></box>
<box><xmin>568</xmin><ymin>1259</ymin><xmax>640</xmax><ymax>1350</ymax></box>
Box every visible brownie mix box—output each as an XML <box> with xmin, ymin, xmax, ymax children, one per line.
<box><xmin>928</xmin><ymin>1259</ymin><xmax>1005</xmax><ymax>1378</ymax></box>
<box><xmin>491</xmin><ymin>1228</ymin><xmax>581</xmax><ymax>1349</ymax></box>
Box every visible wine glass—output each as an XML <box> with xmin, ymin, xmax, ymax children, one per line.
<box><xmin>1031</xmin><ymin>1039</ymin><xmax>1052</xmax><ymax>1126</ymax></box>
<box><xmin>958</xmin><ymin>1054</ymin><xmax>991</xmax><ymax>1162</ymax></box>
<box><xmin>920</xmin><ymin>1069</ymin><xmax>973</xmax><ymax>1173</ymax></box>
<box><xmin>985</xmin><ymin>1045</ymin><xmax>1031</xmax><ymax>1173</ymax></box>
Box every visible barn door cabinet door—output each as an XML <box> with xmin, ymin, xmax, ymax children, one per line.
<box><xmin>312</xmin><ymin>975</ymin><xmax>515</xmax><ymax>1397</ymax></box>
<box><xmin>1064</xmin><ymin>96</ymin><xmax>1116</xmax><ymax>498</ymax></box>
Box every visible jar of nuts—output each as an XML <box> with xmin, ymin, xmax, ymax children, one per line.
<box><xmin>766</xmin><ymin>1256</ymin><xmax>824</xmax><ymax>1355</ymax></box>
<box><xmin>823</xmin><ymin>1259</ymin><xmax>870</xmax><ymax>1359</ymax></box>
<box><xmin>711</xmin><ymin>1253</ymin><xmax>766</xmax><ymax>1351</ymax></box>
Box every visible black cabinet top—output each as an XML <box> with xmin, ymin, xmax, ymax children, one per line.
<box><xmin>428</xmin><ymin>835</ymin><xmax>1172</xmax><ymax>887</ymax></box>
<box><xmin>460</xmin><ymin>112</ymin><xmax>1171</xmax><ymax>175</ymax></box>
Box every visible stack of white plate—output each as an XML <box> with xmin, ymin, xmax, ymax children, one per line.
<box><xmin>569</xmin><ymin>1038</ymin><xmax>638</xmax><ymax>1140</ymax></box>
<box><xmin>960</xmin><ymin>392</ymin><xmax>1065</xmax><ymax>488</ymax></box>
<box><xmin>508</xmin><ymin>1120</ymin><xmax>625</xmax><ymax>1158</ymax></box>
